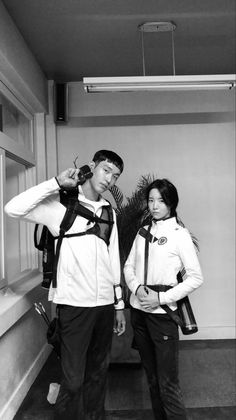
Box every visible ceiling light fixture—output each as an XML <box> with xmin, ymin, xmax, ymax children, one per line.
<box><xmin>83</xmin><ymin>75</ymin><xmax>236</xmax><ymax>93</ymax></box>
<box><xmin>83</xmin><ymin>22</ymin><xmax>236</xmax><ymax>93</ymax></box>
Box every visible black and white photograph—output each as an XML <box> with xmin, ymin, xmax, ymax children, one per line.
<box><xmin>0</xmin><ymin>1</ymin><xmax>235</xmax><ymax>419</ymax></box>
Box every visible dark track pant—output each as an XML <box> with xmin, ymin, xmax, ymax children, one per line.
<box><xmin>54</xmin><ymin>304</ymin><xmax>114</xmax><ymax>420</ymax></box>
<box><xmin>131</xmin><ymin>308</ymin><xmax>187</xmax><ymax>420</ymax></box>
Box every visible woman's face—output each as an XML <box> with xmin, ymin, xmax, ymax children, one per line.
<box><xmin>148</xmin><ymin>188</ymin><xmax>171</xmax><ymax>221</ymax></box>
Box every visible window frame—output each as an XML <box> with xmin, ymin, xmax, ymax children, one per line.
<box><xmin>0</xmin><ymin>82</ymin><xmax>38</xmax><ymax>289</ymax></box>
<box><xmin>0</xmin><ymin>149</ymin><xmax>6</xmax><ymax>288</ymax></box>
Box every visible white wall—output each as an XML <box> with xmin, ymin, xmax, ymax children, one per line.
<box><xmin>0</xmin><ymin>0</ymin><xmax>48</xmax><ymax>113</ymax></box>
<box><xmin>0</xmin><ymin>2</ymin><xmax>50</xmax><ymax>418</ymax></box>
<box><xmin>56</xmin><ymin>82</ymin><xmax>235</xmax><ymax>340</ymax></box>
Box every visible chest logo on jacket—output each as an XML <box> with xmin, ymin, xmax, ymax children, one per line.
<box><xmin>158</xmin><ymin>237</ymin><xmax>167</xmax><ymax>245</ymax></box>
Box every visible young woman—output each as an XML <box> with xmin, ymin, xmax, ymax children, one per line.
<box><xmin>124</xmin><ymin>179</ymin><xmax>203</xmax><ymax>420</ymax></box>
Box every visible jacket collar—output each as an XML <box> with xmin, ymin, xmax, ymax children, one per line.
<box><xmin>78</xmin><ymin>185</ymin><xmax>110</xmax><ymax>208</ymax></box>
<box><xmin>152</xmin><ymin>216</ymin><xmax>178</xmax><ymax>229</ymax></box>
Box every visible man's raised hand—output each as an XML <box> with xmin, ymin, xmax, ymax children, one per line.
<box><xmin>56</xmin><ymin>168</ymin><xmax>81</xmax><ymax>189</ymax></box>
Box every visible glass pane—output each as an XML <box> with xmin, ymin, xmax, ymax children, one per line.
<box><xmin>0</xmin><ymin>92</ymin><xmax>32</xmax><ymax>151</ymax></box>
<box><xmin>5</xmin><ymin>157</ymin><xmax>27</xmax><ymax>283</ymax></box>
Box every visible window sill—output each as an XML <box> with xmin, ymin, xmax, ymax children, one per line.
<box><xmin>0</xmin><ymin>270</ymin><xmax>47</xmax><ymax>337</ymax></box>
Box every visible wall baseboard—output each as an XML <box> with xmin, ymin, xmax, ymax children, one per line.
<box><xmin>0</xmin><ymin>344</ymin><xmax>51</xmax><ymax>420</ymax></box>
<box><xmin>179</xmin><ymin>325</ymin><xmax>236</xmax><ymax>340</ymax></box>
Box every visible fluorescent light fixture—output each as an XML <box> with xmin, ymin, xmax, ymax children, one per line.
<box><xmin>83</xmin><ymin>74</ymin><xmax>236</xmax><ymax>93</ymax></box>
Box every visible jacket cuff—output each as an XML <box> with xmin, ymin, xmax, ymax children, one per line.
<box><xmin>159</xmin><ymin>292</ymin><xmax>165</xmax><ymax>305</ymax></box>
<box><xmin>114</xmin><ymin>300</ymin><xmax>125</xmax><ymax>310</ymax></box>
<box><xmin>54</xmin><ymin>177</ymin><xmax>62</xmax><ymax>189</ymax></box>
<box><xmin>135</xmin><ymin>284</ymin><xmax>141</xmax><ymax>295</ymax></box>
<box><xmin>113</xmin><ymin>284</ymin><xmax>124</xmax><ymax>310</ymax></box>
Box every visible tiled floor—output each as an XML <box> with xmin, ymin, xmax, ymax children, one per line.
<box><xmin>13</xmin><ymin>340</ymin><xmax>236</xmax><ymax>420</ymax></box>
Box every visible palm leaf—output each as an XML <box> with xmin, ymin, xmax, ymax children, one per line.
<box><xmin>109</xmin><ymin>185</ymin><xmax>124</xmax><ymax>209</ymax></box>
<box><xmin>109</xmin><ymin>175</ymin><xmax>154</xmax><ymax>273</ymax></box>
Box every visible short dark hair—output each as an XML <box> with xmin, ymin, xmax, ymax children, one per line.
<box><xmin>92</xmin><ymin>150</ymin><xmax>124</xmax><ymax>173</ymax></box>
<box><xmin>146</xmin><ymin>179</ymin><xmax>179</xmax><ymax>217</ymax></box>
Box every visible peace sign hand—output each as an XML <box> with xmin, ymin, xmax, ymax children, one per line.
<box><xmin>56</xmin><ymin>168</ymin><xmax>81</xmax><ymax>189</ymax></box>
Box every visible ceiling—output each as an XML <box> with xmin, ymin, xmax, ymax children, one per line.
<box><xmin>2</xmin><ymin>0</ymin><xmax>236</xmax><ymax>82</ymax></box>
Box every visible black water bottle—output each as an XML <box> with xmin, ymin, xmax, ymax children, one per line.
<box><xmin>177</xmin><ymin>296</ymin><xmax>198</xmax><ymax>335</ymax></box>
<box><xmin>177</xmin><ymin>272</ymin><xmax>198</xmax><ymax>335</ymax></box>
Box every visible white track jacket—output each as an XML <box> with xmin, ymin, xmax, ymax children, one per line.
<box><xmin>124</xmin><ymin>217</ymin><xmax>203</xmax><ymax>313</ymax></box>
<box><xmin>5</xmin><ymin>177</ymin><xmax>124</xmax><ymax>309</ymax></box>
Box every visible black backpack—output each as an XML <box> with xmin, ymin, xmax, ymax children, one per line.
<box><xmin>34</xmin><ymin>188</ymin><xmax>114</xmax><ymax>289</ymax></box>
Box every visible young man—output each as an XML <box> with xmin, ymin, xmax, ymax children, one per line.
<box><xmin>5</xmin><ymin>150</ymin><xmax>126</xmax><ymax>420</ymax></box>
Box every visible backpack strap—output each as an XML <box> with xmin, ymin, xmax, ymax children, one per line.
<box><xmin>104</xmin><ymin>203</ymin><xmax>114</xmax><ymax>245</ymax></box>
<box><xmin>34</xmin><ymin>224</ymin><xmax>48</xmax><ymax>251</ymax></box>
<box><xmin>72</xmin><ymin>201</ymin><xmax>113</xmax><ymax>225</ymax></box>
<box><xmin>52</xmin><ymin>192</ymin><xmax>113</xmax><ymax>288</ymax></box>
<box><xmin>60</xmin><ymin>189</ymin><xmax>113</xmax><ymax>225</ymax></box>
<box><xmin>143</xmin><ymin>224</ymin><xmax>184</xmax><ymax>328</ymax></box>
<box><xmin>144</xmin><ymin>224</ymin><xmax>152</xmax><ymax>286</ymax></box>
<box><xmin>84</xmin><ymin>203</ymin><xmax>113</xmax><ymax>245</ymax></box>
<box><xmin>139</xmin><ymin>226</ymin><xmax>158</xmax><ymax>243</ymax></box>
<box><xmin>52</xmin><ymin>198</ymin><xmax>78</xmax><ymax>287</ymax></box>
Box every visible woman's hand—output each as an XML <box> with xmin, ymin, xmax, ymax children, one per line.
<box><xmin>136</xmin><ymin>285</ymin><xmax>149</xmax><ymax>299</ymax></box>
<box><xmin>138</xmin><ymin>287</ymin><xmax>160</xmax><ymax>311</ymax></box>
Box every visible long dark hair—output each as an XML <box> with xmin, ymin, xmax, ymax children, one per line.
<box><xmin>146</xmin><ymin>179</ymin><xmax>179</xmax><ymax>218</ymax></box>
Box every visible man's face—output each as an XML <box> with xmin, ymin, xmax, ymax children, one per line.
<box><xmin>90</xmin><ymin>159</ymin><xmax>121</xmax><ymax>194</ymax></box>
